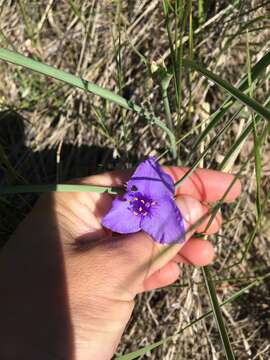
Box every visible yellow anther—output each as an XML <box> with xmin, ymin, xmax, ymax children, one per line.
<box><xmin>133</xmin><ymin>197</ymin><xmax>138</xmax><ymax>201</ymax></box>
<box><xmin>139</xmin><ymin>207</ymin><xmax>143</xmax><ymax>212</ymax></box>
<box><xmin>134</xmin><ymin>211</ymin><xmax>138</xmax><ymax>216</ymax></box>
<box><xmin>140</xmin><ymin>199</ymin><xmax>145</xmax><ymax>204</ymax></box>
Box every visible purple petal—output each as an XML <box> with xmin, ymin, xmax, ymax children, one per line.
<box><xmin>127</xmin><ymin>157</ymin><xmax>174</xmax><ymax>198</ymax></box>
<box><xmin>101</xmin><ymin>197</ymin><xmax>141</xmax><ymax>234</ymax></box>
<box><xmin>141</xmin><ymin>196</ymin><xmax>185</xmax><ymax>244</ymax></box>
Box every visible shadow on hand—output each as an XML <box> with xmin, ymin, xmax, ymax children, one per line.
<box><xmin>0</xmin><ymin>109</ymin><xmax>123</xmax><ymax>243</ymax></box>
<box><xmin>0</xmin><ymin>109</ymin><xmax>135</xmax><ymax>359</ymax></box>
<box><xmin>0</xmin><ymin>194</ymin><xmax>75</xmax><ymax>359</ymax></box>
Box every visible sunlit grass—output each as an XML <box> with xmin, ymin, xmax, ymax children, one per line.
<box><xmin>0</xmin><ymin>1</ymin><xmax>269</xmax><ymax>359</ymax></box>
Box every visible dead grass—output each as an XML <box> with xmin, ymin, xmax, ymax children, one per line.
<box><xmin>0</xmin><ymin>1</ymin><xmax>270</xmax><ymax>359</ymax></box>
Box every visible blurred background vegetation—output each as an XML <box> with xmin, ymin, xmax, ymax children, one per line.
<box><xmin>0</xmin><ymin>1</ymin><xmax>270</xmax><ymax>359</ymax></box>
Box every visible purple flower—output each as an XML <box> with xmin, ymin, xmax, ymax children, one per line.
<box><xmin>101</xmin><ymin>157</ymin><xmax>185</xmax><ymax>245</ymax></box>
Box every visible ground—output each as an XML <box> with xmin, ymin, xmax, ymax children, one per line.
<box><xmin>0</xmin><ymin>1</ymin><xmax>270</xmax><ymax>359</ymax></box>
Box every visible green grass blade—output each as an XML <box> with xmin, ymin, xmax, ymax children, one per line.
<box><xmin>223</xmin><ymin>1</ymin><xmax>270</xmax><ymax>25</ymax></box>
<box><xmin>198</xmin><ymin>0</ymin><xmax>204</xmax><ymax>24</ymax></box>
<box><xmin>0</xmin><ymin>48</ymin><xmax>129</xmax><ymax>109</ymax></box>
<box><xmin>162</xmin><ymin>0</ymin><xmax>179</xmax><ymax>107</ymax></box>
<box><xmin>187</xmin><ymin>0</ymin><xmax>193</xmax><ymax>120</ymax></box>
<box><xmin>226</xmin><ymin>189</ymin><xmax>270</xmax><ymax>269</ymax></box>
<box><xmin>116</xmin><ymin>272</ymin><xmax>270</xmax><ymax>359</ymax></box>
<box><xmin>198</xmin><ymin>40</ymin><xmax>268</xmax><ymax>359</ymax></box>
<box><xmin>0</xmin><ymin>48</ymin><xmax>176</xmax><ymax>157</ymax></box>
<box><xmin>225</xmin><ymin>114</ymin><xmax>270</xmax><ymax>268</ymax></box>
<box><xmin>219</xmin><ymin>96</ymin><xmax>270</xmax><ymax>168</ymax></box>
<box><xmin>222</xmin><ymin>15</ymin><xmax>267</xmax><ymax>52</ymax></box>
<box><xmin>246</xmin><ymin>31</ymin><xmax>262</xmax><ymax>220</ymax></box>
<box><xmin>180</xmin><ymin>163</ymin><xmax>254</xmax><ymax>359</ymax></box>
<box><xmin>202</xmin><ymin>267</ymin><xmax>235</xmax><ymax>360</ymax></box>
<box><xmin>217</xmin><ymin>118</ymin><xmax>270</xmax><ymax>268</ymax></box>
<box><xmin>159</xmin><ymin>70</ymin><xmax>174</xmax><ymax>132</ymax></box>
<box><xmin>190</xmin><ymin>50</ymin><xmax>270</xmax><ymax>149</ymax></box>
<box><xmin>175</xmin><ymin>0</ymin><xmax>187</xmax><ymax>120</ymax></box>
<box><xmin>0</xmin><ymin>184</ymin><xmax>122</xmax><ymax>195</ymax></box>
<box><xmin>68</xmin><ymin>0</ymin><xmax>86</xmax><ymax>27</ymax></box>
<box><xmin>0</xmin><ymin>143</ymin><xmax>27</xmax><ymax>184</ymax></box>
<box><xmin>252</xmin><ymin>115</ymin><xmax>263</xmax><ymax>221</ymax></box>
<box><xmin>174</xmin><ymin>107</ymin><xmax>242</xmax><ymax>188</ymax></box>
<box><xmin>182</xmin><ymin>58</ymin><xmax>270</xmax><ymax>121</ymax></box>
<box><xmin>18</xmin><ymin>0</ymin><xmax>34</xmax><ymax>40</ymax></box>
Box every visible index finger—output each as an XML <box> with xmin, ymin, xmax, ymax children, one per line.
<box><xmin>81</xmin><ymin>166</ymin><xmax>241</xmax><ymax>203</ymax></box>
<box><xmin>164</xmin><ymin>166</ymin><xmax>241</xmax><ymax>202</ymax></box>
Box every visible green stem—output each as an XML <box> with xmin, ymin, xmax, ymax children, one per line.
<box><xmin>0</xmin><ymin>184</ymin><xmax>123</xmax><ymax>195</ymax></box>
<box><xmin>202</xmin><ymin>267</ymin><xmax>235</xmax><ymax>360</ymax></box>
<box><xmin>0</xmin><ymin>48</ymin><xmax>176</xmax><ymax>158</ymax></box>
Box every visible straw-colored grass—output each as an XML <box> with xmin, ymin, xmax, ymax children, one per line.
<box><xmin>0</xmin><ymin>1</ymin><xmax>270</xmax><ymax>359</ymax></box>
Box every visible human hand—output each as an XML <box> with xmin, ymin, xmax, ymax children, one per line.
<box><xmin>0</xmin><ymin>166</ymin><xmax>241</xmax><ymax>360</ymax></box>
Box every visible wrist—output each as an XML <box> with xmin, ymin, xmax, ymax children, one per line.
<box><xmin>70</xmin><ymin>296</ymin><xmax>134</xmax><ymax>359</ymax></box>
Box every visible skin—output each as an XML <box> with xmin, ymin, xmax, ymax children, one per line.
<box><xmin>0</xmin><ymin>166</ymin><xmax>241</xmax><ymax>360</ymax></box>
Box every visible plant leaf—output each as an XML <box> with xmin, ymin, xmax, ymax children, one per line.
<box><xmin>0</xmin><ymin>184</ymin><xmax>122</xmax><ymax>195</ymax></box>
<box><xmin>0</xmin><ymin>48</ymin><xmax>176</xmax><ymax>157</ymax></box>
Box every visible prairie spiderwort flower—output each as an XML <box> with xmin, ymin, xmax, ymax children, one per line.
<box><xmin>101</xmin><ymin>157</ymin><xmax>185</xmax><ymax>245</ymax></box>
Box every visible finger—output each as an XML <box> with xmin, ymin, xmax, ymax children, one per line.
<box><xmin>142</xmin><ymin>237</ymin><xmax>214</xmax><ymax>292</ymax></box>
<box><xmin>69</xmin><ymin>175</ymin><xmax>221</xmax><ymax>242</ymax></box>
<box><xmin>142</xmin><ymin>261</ymin><xmax>180</xmax><ymax>292</ymax></box>
<box><xmin>165</xmin><ymin>167</ymin><xmax>241</xmax><ymax>203</ymax></box>
<box><xmin>69</xmin><ymin>185</ymin><xmax>221</xmax><ymax>249</ymax></box>
<box><xmin>195</xmin><ymin>204</ymin><xmax>222</xmax><ymax>234</ymax></box>
<box><xmin>174</xmin><ymin>195</ymin><xmax>221</xmax><ymax>237</ymax></box>
<box><xmin>123</xmin><ymin>195</ymin><xmax>208</xmax><ymax>285</ymax></box>
<box><xmin>69</xmin><ymin>195</ymin><xmax>214</xmax><ymax>300</ymax></box>
<box><xmin>76</xmin><ymin>166</ymin><xmax>241</xmax><ymax>203</ymax></box>
<box><xmin>173</xmin><ymin>237</ymin><xmax>215</xmax><ymax>266</ymax></box>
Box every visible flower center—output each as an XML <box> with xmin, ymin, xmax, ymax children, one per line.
<box><xmin>129</xmin><ymin>193</ymin><xmax>156</xmax><ymax>217</ymax></box>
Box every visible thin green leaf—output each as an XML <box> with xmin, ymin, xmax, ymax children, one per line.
<box><xmin>187</xmin><ymin>0</ymin><xmax>193</xmax><ymax>120</ymax></box>
<box><xmin>68</xmin><ymin>0</ymin><xmax>86</xmax><ymax>27</ymax></box>
<box><xmin>116</xmin><ymin>272</ymin><xmax>270</xmax><ymax>359</ymax></box>
<box><xmin>202</xmin><ymin>267</ymin><xmax>235</xmax><ymax>360</ymax></box>
<box><xmin>219</xmin><ymin>96</ymin><xmax>270</xmax><ymax>169</ymax></box>
<box><xmin>174</xmin><ymin>107</ymin><xmax>242</xmax><ymax>188</ymax></box>
<box><xmin>246</xmin><ymin>30</ymin><xmax>262</xmax><ymax>220</ymax></box>
<box><xmin>182</xmin><ymin>58</ymin><xmax>270</xmax><ymax>121</ymax></box>
<box><xmin>226</xmin><ymin>189</ymin><xmax>270</xmax><ymax>270</ymax></box>
<box><xmin>223</xmin><ymin>1</ymin><xmax>270</xmax><ymax>25</ymax></box>
<box><xmin>0</xmin><ymin>48</ymin><xmax>176</xmax><ymax>157</ymax></box>
<box><xmin>198</xmin><ymin>0</ymin><xmax>204</xmax><ymax>24</ymax></box>
<box><xmin>190</xmin><ymin>50</ymin><xmax>270</xmax><ymax>150</ymax></box>
<box><xmin>0</xmin><ymin>184</ymin><xmax>122</xmax><ymax>195</ymax></box>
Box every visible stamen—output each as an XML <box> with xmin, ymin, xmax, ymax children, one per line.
<box><xmin>130</xmin><ymin>192</ymin><xmax>155</xmax><ymax>218</ymax></box>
